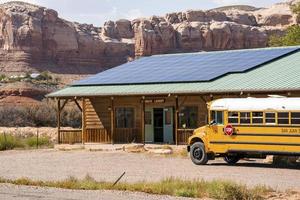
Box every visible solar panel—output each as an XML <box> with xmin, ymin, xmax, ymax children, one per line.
<box><xmin>73</xmin><ymin>47</ymin><xmax>300</xmax><ymax>86</ymax></box>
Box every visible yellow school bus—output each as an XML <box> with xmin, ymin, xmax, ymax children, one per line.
<box><xmin>187</xmin><ymin>97</ymin><xmax>300</xmax><ymax>165</ymax></box>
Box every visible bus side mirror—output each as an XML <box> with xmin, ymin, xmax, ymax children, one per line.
<box><xmin>209</xmin><ymin>120</ymin><xmax>216</xmax><ymax>126</ymax></box>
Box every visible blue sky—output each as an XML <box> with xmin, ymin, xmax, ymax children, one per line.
<box><xmin>0</xmin><ymin>0</ymin><xmax>282</xmax><ymax>26</ymax></box>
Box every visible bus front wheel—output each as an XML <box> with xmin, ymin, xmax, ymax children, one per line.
<box><xmin>190</xmin><ymin>142</ymin><xmax>208</xmax><ymax>165</ymax></box>
<box><xmin>224</xmin><ymin>155</ymin><xmax>240</xmax><ymax>165</ymax></box>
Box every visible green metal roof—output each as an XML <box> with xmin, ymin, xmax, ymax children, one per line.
<box><xmin>47</xmin><ymin>50</ymin><xmax>300</xmax><ymax>98</ymax></box>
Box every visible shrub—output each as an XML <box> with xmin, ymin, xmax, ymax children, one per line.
<box><xmin>0</xmin><ymin>99</ymin><xmax>81</xmax><ymax>128</ymax></box>
<box><xmin>25</xmin><ymin>136</ymin><xmax>51</xmax><ymax>148</ymax></box>
<box><xmin>0</xmin><ymin>133</ymin><xmax>25</xmax><ymax>150</ymax></box>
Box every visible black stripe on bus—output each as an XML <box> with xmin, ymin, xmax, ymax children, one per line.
<box><xmin>210</xmin><ymin>141</ymin><xmax>300</xmax><ymax>146</ymax></box>
<box><xmin>228</xmin><ymin>149</ymin><xmax>300</xmax><ymax>156</ymax></box>
<box><xmin>236</xmin><ymin>133</ymin><xmax>300</xmax><ymax>137</ymax></box>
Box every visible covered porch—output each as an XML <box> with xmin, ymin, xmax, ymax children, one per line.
<box><xmin>55</xmin><ymin>94</ymin><xmax>209</xmax><ymax>145</ymax></box>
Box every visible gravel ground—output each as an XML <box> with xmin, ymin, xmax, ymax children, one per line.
<box><xmin>0</xmin><ymin>149</ymin><xmax>299</xmax><ymax>191</ymax></box>
<box><xmin>0</xmin><ymin>183</ymin><xmax>194</xmax><ymax>200</ymax></box>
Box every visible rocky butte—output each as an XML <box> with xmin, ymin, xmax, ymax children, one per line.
<box><xmin>0</xmin><ymin>0</ymin><xmax>298</xmax><ymax>75</ymax></box>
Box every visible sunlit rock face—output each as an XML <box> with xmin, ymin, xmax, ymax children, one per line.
<box><xmin>0</xmin><ymin>1</ymin><xmax>297</xmax><ymax>74</ymax></box>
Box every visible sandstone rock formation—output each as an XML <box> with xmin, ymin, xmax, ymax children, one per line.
<box><xmin>0</xmin><ymin>0</ymin><xmax>298</xmax><ymax>75</ymax></box>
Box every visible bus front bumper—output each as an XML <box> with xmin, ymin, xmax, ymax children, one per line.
<box><xmin>187</xmin><ymin>145</ymin><xmax>190</xmax><ymax>152</ymax></box>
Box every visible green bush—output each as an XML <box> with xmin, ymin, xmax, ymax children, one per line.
<box><xmin>25</xmin><ymin>136</ymin><xmax>51</xmax><ymax>148</ymax></box>
<box><xmin>0</xmin><ymin>134</ymin><xmax>53</xmax><ymax>150</ymax></box>
<box><xmin>0</xmin><ymin>134</ymin><xmax>25</xmax><ymax>150</ymax></box>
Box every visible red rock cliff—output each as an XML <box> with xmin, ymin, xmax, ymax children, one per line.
<box><xmin>0</xmin><ymin>1</ymin><xmax>298</xmax><ymax>74</ymax></box>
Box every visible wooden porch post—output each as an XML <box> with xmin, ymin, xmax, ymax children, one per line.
<box><xmin>57</xmin><ymin>98</ymin><xmax>61</xmax><ymax>144</ymax></box>
<box><xmin>141</xmin><ymin>97</ymin><xmax>145</xmax><ymax>144</ymax></box>
<box><xmin>81</xmin><ymin>98</ymin><xmax>86</xmax><ymax>144</ymax></box>
<box><xmin>110</xmin><ymin>97</ymin><xmax>115</xmax><ymax>144</ymax></box>
<box><xmin>175</xmin><ymin>96</ymin><xmax>179</xmax><ymax>145</ymax></box>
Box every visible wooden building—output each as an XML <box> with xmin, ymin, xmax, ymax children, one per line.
<box><xmin>47</xmin><ymin>46</ymin><xmax>300</xmax><ymax>145</ymax></box>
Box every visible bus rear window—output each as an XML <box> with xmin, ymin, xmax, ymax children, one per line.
<box><xmin>278</xmin><ymin>112</ymin><xmax>289</xmax><ymax>125</ymax></box>
<box><xmin>228</xmin><ymin>112</ymin><xmax>238</xmax><ymax>124</ymax></box>
<box><xmin>291</xmin><ymin>112</ymin><xmax>300</xmax><ymax>124</ymax></box>
<box><xmin>240</xmin><ymin>112</ymin><xmax>250</xmax><ymax>124</ymax></box>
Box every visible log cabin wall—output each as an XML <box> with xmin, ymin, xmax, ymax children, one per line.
<box><xmin>84</xmin><ymin>97</ymin><xmax>112</xmax><ymax>143</ymax></box>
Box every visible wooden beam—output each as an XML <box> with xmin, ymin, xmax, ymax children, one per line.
<box><xmin>60</xmin><ymin>99</ymin><xmax>68</xmax><ymax>111</ymax></box>
<box><xmin>74</xmin><ymin>99</ymin><xmax>83</xmax><ymax>112</ymax></box>
<box><xmin>141</xmin><ymin>97</ymin><xmax>145</xmax><ymax>144</ymax></box>
<box><xmin>82</xmin><ymin>98</ymin><xmax>86</xmax><ymax>144</ymax></box>
<box><xmin>110</xmin><ymin>97</ymin><xmax>115</xmax><ymax>144</ymax></box>
<box><xmin>175</xmin><ymin>96</ymin><xmax>179</xmax><ymax>145</ymax></box>
<box><xmin>57</xmin><ymin>99</ymin><xmax>61</xmax><ymax>144</ymax></box>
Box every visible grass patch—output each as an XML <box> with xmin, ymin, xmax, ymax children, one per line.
<box><xmin>0</xmin><ymin>176</ymin><xmax>272</xmax><ymax>199</ymax></box>
<box><xmin>25</xmin><ymin>136</ymin><xmax>52</xmax><ymax>148</ymax></box>
<box><xmin>0</xmin><ymin>133</ymin><xmax>53</xmax><ymax>150</ymax></box>
<box><xmin>0</xmin><ymin>134</ymin><xmax>25</xmax><ymax>150</ymax></box>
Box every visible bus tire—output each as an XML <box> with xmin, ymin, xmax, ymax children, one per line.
<box><xmin>224</xmin><ymin>155</ymin><xmax>240</xmax><ymax>165</ymax></box>
<box><xmin>190</xmin><ymin>142</ymin><xmax>208</xmax><ymax>165</ymax></box>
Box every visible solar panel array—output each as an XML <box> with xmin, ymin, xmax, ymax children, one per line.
<box><xmin>73</xmin><ymin>47</ymin><xmax>299</xmax><ymax>86</ymax></box>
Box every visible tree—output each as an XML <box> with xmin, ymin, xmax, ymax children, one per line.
<box><xmin>269</xmin><ymin>2</ymin><xmax>300</xmax><ymax>47</ymax></box>
<box><xmin>291</xmin><ymin>2</ymin><xmax>300</xmax><ymax>21</ymax></box>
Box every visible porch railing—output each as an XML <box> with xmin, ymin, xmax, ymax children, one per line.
<box><xmin>177</xmin><ymin>129</ymin><xmax>194</xmax><ymax>145</ymax></box>
<box><xmin>115</xmin><ymin>128</ymin><xmax>140</xmax><ymax>143</ymax></box>
<box><xmin>60</xmin><ymin>129</ymin><xmax>82</xmax><ymax>144</ymax></box>
<box><xmin>84</xmin><ymin>128</ymin><xmax>111</xmax><ymax>143</ymax></box>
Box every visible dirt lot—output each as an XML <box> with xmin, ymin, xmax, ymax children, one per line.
<box><xmin>0</xmin><ymin>149</ymin><xmax>299</xmax><ymax>192</ymax></box>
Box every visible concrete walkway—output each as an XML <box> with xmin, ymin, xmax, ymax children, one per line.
<box><xmin>54</xmin><ymin>143</ymin><xmax>187</xmax><ymax>155</ymax></box>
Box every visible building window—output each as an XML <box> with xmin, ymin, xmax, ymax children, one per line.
<box><xmin>252</xmin><ymin>112</ymin><xmax>263</xmax><ymax>124</ymax></box>
<box><xmin>265</xmin><ymin>112</ymin><xmax>276</xmax><ymax>124</ymax></box>
<box><xmin>115</xmin><ymin>107</ymin><xmax>134</xmax><ymax>128</ymax></box>
<box><xmin>228</xmin><ymin>112</ymin><xmax>239</xmax><ymax>124</ymax></box>
<box><xmin>291</xmin><ymin>112</ymin><xmax>300</xmax><ymax>124</ymax></box>
<box><xmin>179</xmin><ymin>106</ymin><xmax>198</xmax><ymax>128</ymax></box>
<box><xmin>211</xmin><ymin>111</ymin><xmax>224</xmax><ymax>125</ymax></box>
<box><xmin>145</xmin><ymin>111</ymin><xmax>152</xmax><ymax>125</ymax></box>
<box><xmin>240</xmin><ymin>112</ymin><xmax>250</xmax><ymax>124</ymax></box>
<box><xmin>278</xmin><ymin>112</ymin><xmax>289</xmax><ymax>125</ymax></box>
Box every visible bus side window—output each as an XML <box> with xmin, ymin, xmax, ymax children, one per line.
<box><xmin>291</xmin><ymin>112</ymin><xmax>300</xmax><ymax>124</ymax></box>
<box><xmin>240</xmin><ymin>112</ymin><xmax>250</xmax><ymax>124</ymax></box>
<box><xmin>211</xmin><ymin>111</ymin><xmax>224</xmax><ymax>125</ymax></box>
<box><xmin>265</xmin><ymin>112</ymin><xmax>276</xmax><ymax>124</ymax></box>
<box><xmin>252</xmin><ymin>112</ymin><xmax>263</xmax><ymax>124</ymax></box>
<box><xmin>228</xmin><ymin>112</ymin><xmax>239</xmax><ymax>124</ymax></box>
<box><xmin>278</xmin><ymin>112</ymin><xmax>289</xmax><ymax>125</ymax></box>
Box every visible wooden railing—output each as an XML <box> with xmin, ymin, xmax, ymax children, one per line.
<box><xmin>114</xmin><ymin>128</ymin><xmax>140</xmax><ymax>143</ymax></box>
<box><xmin>60</xmin><ymin>129</ymin><xmax>82</xmax><ymax>144</ymax></box>
<box><xmin>84</xmin><ymin>128</ymin><xmax>111</xmax><ymax>143</ymax></box>
<box><xmin>177</xmin><ymin>129</ymin><xmax>194</xmax><ymax>145</ymax></box>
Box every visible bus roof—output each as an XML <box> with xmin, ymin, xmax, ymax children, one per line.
<box><xmin>210</xmin><ymin>97</ymin><xmax>300</xmax><ymax>111</ymax></box>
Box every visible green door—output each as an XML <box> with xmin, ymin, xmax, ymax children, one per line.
<box><xmin>163</xmin><ymin>107</ymin><xmax>174</xmax><ymax>144</ymax></box>
<box><xmin>145</xmin><ymin>108</ymin><xmax>154</xmax><ymax>143</ymax></box>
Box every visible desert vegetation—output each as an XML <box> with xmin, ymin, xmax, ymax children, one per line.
<box><xmin>0</xmin><ymin>99</ymin><xmax>81</xmax><ymax>128</ymax></box>
<box><xmin>0</xmin><ymin>133</ymin><xmax>52</xmax><ymax>150</ymax></box>
<box><xmin>269</xmin><ymin>2</ymin><xmax>300</xmax><ymax>46</ymax></box>
<box><xmin>0</xmin><ymin>175</ymin><xmax>272</xmax><ymax>200</ymax></box>
<box><xmin>0</xmin><ymin>71</ymin><xmax>59</xmax><ymax>86</ymax></box>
